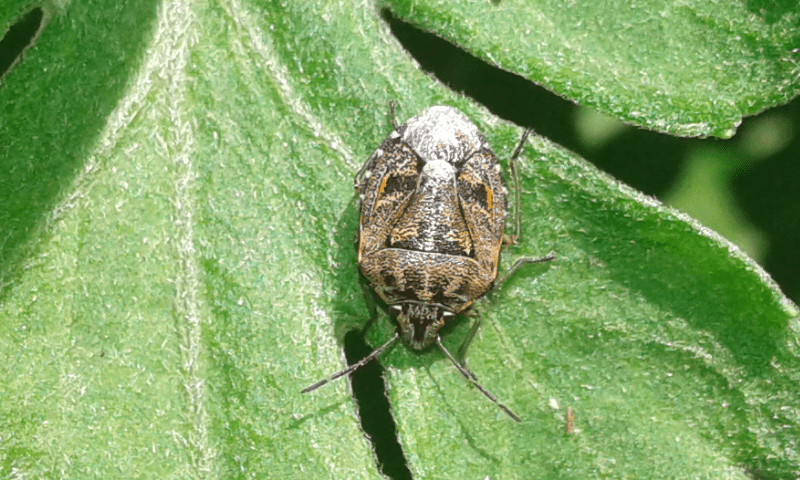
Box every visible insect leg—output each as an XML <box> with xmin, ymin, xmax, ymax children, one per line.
<box><xmin>389</xmin><ymin>100</ymin><xmax>399</xmax><ymax>130</ymax></box>
<box><xmin>495</xmin><ymin>254</ymin><xmax>555</xmax><ymax>291</ymax></box>
<box><xmin>505</xmin><ymin>128</ymin><xmax>532</xmax><ymax>244</ymax></box>
<box><xmin>456</xmin><ymin>310</ymin><xmax>483</xmax><ymax>377</ymax></box>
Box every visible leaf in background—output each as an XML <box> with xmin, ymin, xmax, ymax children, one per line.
<box><xmin>389</xmin><ymin>0</ymin><xmax>800</xmax><ymax>138</ymax></box>
<box><xmin>0</xmin><ymin>0</ymin><xmax>798</xmax><ymax>479</ymax></box>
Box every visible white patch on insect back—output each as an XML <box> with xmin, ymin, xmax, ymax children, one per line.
<box><xmin>421</xmin><ymin>159</ymin><xmax>456</xmax><ymax>182</ymax></box>
<box><xmin>402</xmin><ymin>106</ymin><xmax>485</xmax><ymax>165</ymax></box>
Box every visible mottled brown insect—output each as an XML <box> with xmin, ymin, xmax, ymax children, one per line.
<box><xmin>303</xmin><ymin>105</ymin><xmax>553</xmax><ymax>422</ymax></box>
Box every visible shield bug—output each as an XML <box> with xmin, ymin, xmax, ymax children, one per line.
<box><xmin>303</xmin><ymin>105</ymin><xmax>554</xmax><ymax>422</ymax></box>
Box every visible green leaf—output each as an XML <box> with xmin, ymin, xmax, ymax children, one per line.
<box><xmin>389</xmin><ymin>0</ymin><xmax>800</xmax><ymax>138</ymax></box>
<box><xmin>1</xmin><ymin>0</ymin><xmax>798</xmax><ymax>479</ymax></box>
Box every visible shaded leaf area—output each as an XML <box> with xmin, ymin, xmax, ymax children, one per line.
<box><xmin>0</xmin><ymin>0</ymin><xmax>797</xmax><ymax>479</ymax></box>
<box><xmin>388</xmin><ymin>0</ymin><xmax>800</xmax><ymax>138</ymax></box>
<box><xmin>0</xmin><ymin>0</ymin><xmax>162</xmax><ymax>299</ymax></box>
<box><xmin>345</xmin><ymin>330</ymin><xmax>412</xmax><ymax>480</ymax></box>
<box><xmin>0</xmin><ymin>6</ymin><xmax>43</xmax><ymax>79</ymax></box>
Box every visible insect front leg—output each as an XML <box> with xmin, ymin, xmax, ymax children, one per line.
<box><xmin>504</xmin><ymin>128</ymin><xmax>532</xmax><ymax>245</ymax></box>
<box><xmin>456</xmin><ymin>309</ymin><xmax>483</xmax><ymax>382</ymax></box>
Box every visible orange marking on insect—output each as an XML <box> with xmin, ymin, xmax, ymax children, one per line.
<box><xmin>377</xmin><ymin>174</ymin><xmax>389</xmax><ymax>201</ymax></box>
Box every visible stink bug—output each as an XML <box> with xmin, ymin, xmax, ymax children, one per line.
<box><xmin>303</xmin><ymin>105</ymin><xmax>554</xmax><ymax>422</ymax></box>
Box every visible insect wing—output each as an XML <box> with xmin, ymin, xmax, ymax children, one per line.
<box><xmin>357</xmin><ymin>134</ymin><xmax>421</xmax><ymax>261</ymax></box>
<box><xmin>457</xmin><ymin>150</ymin><xmax>507</xmax><ymax>276</ymax></box>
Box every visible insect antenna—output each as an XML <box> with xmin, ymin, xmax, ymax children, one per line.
<box><xmin>436</xmin><ymin>335</ymin><xmax>522</xmax><ymax>422</ymax></box>
<box><xmin>301</xmin><ymin>332</ymin><xmax>400</xmax><ymax>393</ymax></box>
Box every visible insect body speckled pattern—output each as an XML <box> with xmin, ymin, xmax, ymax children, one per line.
<box><xmin>303</xmin><ymin>105</ymin><xmax>554</xmax><ymax>422</ymax></box>
<box><xmin>356</xmin><ymin>106</ymin><xmax>508</xmax><ymax>349</ymax></box>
